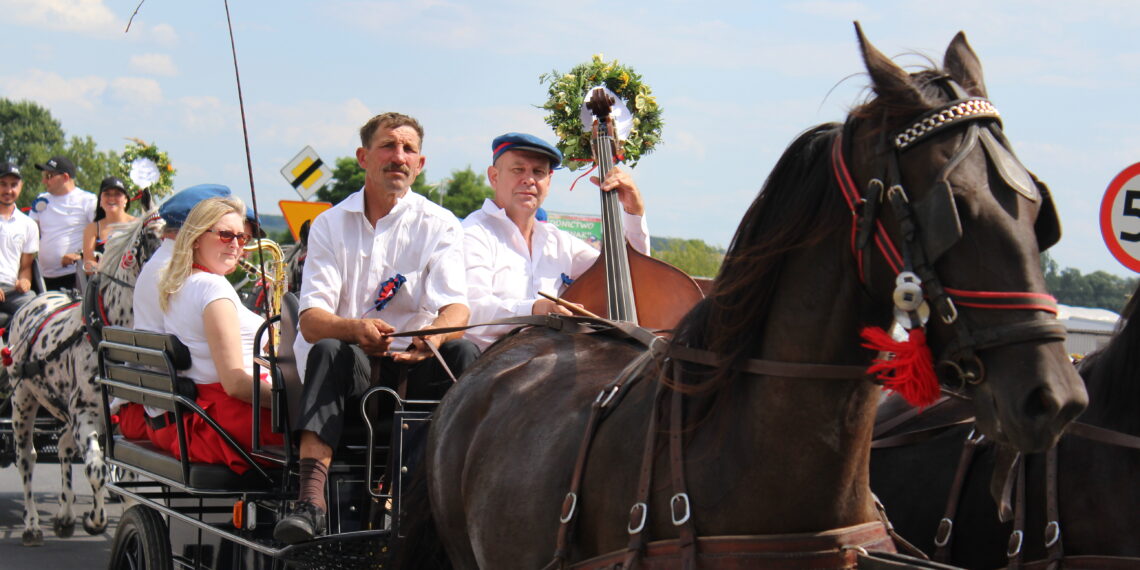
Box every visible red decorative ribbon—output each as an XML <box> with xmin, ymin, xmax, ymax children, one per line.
<box><xmin>860</xmin><ymin>326</ymin><xmax>941</xmax><ymax>408</ymax></box>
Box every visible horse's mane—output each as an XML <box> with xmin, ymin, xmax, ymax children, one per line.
<box><xmin>672</xmin><ymin>122</ymin><xmax>846</xmax><ymax>381</ymax></box>
<box><xmin>99</xmin><ymin>208</ymin><xmax>162</xmax><ymax>286</ymax></box>
<box><xmin>1078</xmin><ymin>283</ymin><xmax>1140</xmax><ymax>434</ymax></box>
<box><xmin>672</xmin><ymin>66</ymin><xmax>960</xmax><ymax>393</ymax></box>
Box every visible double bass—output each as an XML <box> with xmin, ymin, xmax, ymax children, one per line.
<box><xmin>561</xmin><ymin>88</ymin><xmax>704</xmax><ymax>329</ymax></box>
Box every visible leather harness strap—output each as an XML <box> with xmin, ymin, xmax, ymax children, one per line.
<box><xmin>1044</xmin><ymin>447</ymin><xmax>1062</xmax><ymax>569</ymax></box>
<box><xmin>881</xmin><ymin>414</ymin><xmax>1140</xmax><ymax>569</ymax></box>
<box><xmin>569</xmin><ymin>522</ymin><xmax>895</xmax><ymax>570</ymax></box>
<box><xmin>1008</xmin><ymin>457</ymin><xmax>1027</xmax><ymax>568</ymax></box>
<box><xmin>622</xmin><ymin>381</ymin><xmax>666</xmax><ymax>569</ymax></box>
<box><xmin>932</xmin><ymin>428</ymin><xmax>986</xmax><ymax>563</ymax></box>
<box><xmin>546</xmin><ymin>348</ymin><xmax>664</xmax><ymax>570</ymax></box>
<box><xmin>668</xmin><ymin>362</ymin><xmax>698</xmax><ymax>570</ymax></box>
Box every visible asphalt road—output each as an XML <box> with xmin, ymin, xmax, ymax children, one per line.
<box><xmin>0</xmin><ymin>460</ymin><xmax>123</xmax><ymax>568</ymax></box>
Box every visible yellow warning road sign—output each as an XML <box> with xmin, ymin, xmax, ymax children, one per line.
<box><xmin>279</xmin><ymin>200</ymin><xmax>332</xmax><ymax>241</ymax></box>
<box><xmin>280</xmin><ymin>146</ymin><xmax>333</xmax><ymax>200</ymax></box>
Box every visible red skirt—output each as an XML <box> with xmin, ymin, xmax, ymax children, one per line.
<box><xmin>116</xmin><ymin>404</ymin><xmax>148</xmax><ymax>440</ymax></box>
<box><xmin>147</xmin><ymin>417</ymin><xmax>179</xmax><ymax>453</ymax></box>
<box><xmin>176</xmin><ymin>382</ymin><xmax>283</xmax><ymax>474</ymax></box>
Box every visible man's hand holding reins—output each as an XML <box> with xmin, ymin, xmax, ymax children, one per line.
<box><xmin>354</xmin><ymin>318</ymin><xmax>394</xmax><ymax>356</ymax></box>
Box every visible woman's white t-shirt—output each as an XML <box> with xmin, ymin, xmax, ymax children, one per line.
<box><xmin>162</xmin><ymin>271</ymin><xmax>264</xmax><ymax>385</ymax></box>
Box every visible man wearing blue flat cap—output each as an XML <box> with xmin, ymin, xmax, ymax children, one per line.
<box><xmin>462</xmin><ymin>132</ymin><xmax>650</xmax><ymax>349</ymax></box>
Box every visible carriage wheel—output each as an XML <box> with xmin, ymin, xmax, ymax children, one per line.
<box><xmin>108</xmin><ymin>505</ymin><xmax>172</xmax><ymax>570</ymax></box>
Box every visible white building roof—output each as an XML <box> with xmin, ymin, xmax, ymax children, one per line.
<box><xmin>1057</xmin><ymin>304</ymin><xmax>1120</xmax><ymax>334</ymax></box>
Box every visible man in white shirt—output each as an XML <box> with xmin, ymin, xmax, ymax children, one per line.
<box><xmin>0</xmin><ymin>162</ymin><xmax>39</xmax><ymax>331</ymax></box>
<box><xmin>31</xmin><ymin>155</ymin><xmax>96</xmax><ymax>292</ymax></box>
<box><xmin>274</xmin><ymin>112</ymin><xmax>477</xmax><ymax>544</ymax></box>
<box><xmin>462</xmin><ymin>132</ymin><xmax>650</xmax><ymax>349</ymax></box>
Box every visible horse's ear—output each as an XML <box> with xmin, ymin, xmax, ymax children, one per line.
<box><xmin>855</xmin><ymin>21</ymin><xmax>925</xmax><ymax>109</ymax></box>
<box><xmin>943</xmin><ymin>31</ymin><xmax>988</xmax><ymax>98</ymax></box>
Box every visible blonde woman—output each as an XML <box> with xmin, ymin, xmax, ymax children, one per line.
<box><xmin>81</xmin><ymin>176</ymin><xmax>136</xmax><ymax>276</ymax></box>
<box><xmin>158</xmin><ymin>196</ymin><xmax>281</xmax><ymax>473</ymax></box>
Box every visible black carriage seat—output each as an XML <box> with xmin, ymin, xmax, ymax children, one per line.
<box><xmin>270</xmin><ymin>292</ymin><xmax>395</xmax><ymax>457</ymax></box>
<box><xmin>275</xmin><ymin>292</ymin><xmax>304</xmax><ymax>432</ymax></box>
<box><xmin>98</xmin><ymin>326</ymin><xmax>276</xmax><ymax>492</ymax></box>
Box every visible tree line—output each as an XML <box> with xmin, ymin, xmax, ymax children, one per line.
<box><xmin>5</xmin><ymin>97</ymin><xmax>1134</xmax><ymax>308</ymax></box>
<box><xmin>1041</xmin><ymin>252</ymin><xmax>1136</xmax><ymax>313</ymax></box>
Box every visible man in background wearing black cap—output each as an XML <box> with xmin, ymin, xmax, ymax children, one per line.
<box><xmin>461</xmin><ymin>132</ymin><xmax>649</xmax><ymax>350</ymax></box>
<box><xmin>0</xmin><ymin>163</ymin><xmax>40</xmax><ymax>328</ymax></box>
<box><xmin>32</xmin><ymin>155</ymin><xmax>96</xmax><ymax>291</ymax></box>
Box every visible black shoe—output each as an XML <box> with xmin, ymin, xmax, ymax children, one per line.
<box><xmin>274</xmin><ymin>500</ymin><xmax>327</xmax><ymax>544</ymax></box>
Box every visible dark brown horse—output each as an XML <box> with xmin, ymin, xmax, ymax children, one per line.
<box><xmin>419</xmin><ymin>25</ymin><xmax>1088</xmax><ymax>569</ymax></box>
<box><xmin>871</xmin><ymin>287</ymin><xmax>1140</xmax><ymax>568</ymax></box>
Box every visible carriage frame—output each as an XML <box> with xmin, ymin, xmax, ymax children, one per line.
<box><xmin>96</xmin><ymin>292</ymin><xmax>433</xmax><ymax>569</ymax></box>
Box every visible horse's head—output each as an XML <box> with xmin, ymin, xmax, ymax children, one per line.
<box><xmin>101</xmin><ymin>210</ymin><xmax>164</xmax><ymax>283</ymax></box>
<box><xmin>845</xmin><ymin>24</ymin><xmax>1086</xmax><ymax>452</ymax></box>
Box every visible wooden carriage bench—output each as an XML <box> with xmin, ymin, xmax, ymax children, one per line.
<box><xmin>97</xmin><ymin>325</ymin><xmax>279</xmax><ymax>492</ymax></box>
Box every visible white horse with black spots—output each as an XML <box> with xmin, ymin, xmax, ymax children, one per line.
<box><xmin>4</xmin><ymin>211</ymin><xmax>163</xmax><ymax>546</ymax></box>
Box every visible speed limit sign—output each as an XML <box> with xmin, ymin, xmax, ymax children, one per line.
<box><xmin>1101</xmin><ymin>162</ymin><xmax>1140</xmax><ymax>272</ymax></box>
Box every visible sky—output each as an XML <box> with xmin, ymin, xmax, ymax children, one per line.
<box><xmin>2</xmin><ymin>0</ymin><xmax>1139</xmax><ymax>277</ymax></box>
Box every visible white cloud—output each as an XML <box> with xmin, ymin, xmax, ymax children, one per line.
<box><xmin>147</xmin><ymin>23</ymin><xmax>178</xmax><ymax>46</ymax></box>
<box><xmin>255</xmin><ymin>98</ymin><xmax>376</xmax><ymax>154</ymax></box>
<box><xmin>110</xmin><ymin>77</ymin><xmax>163</xmax><ymax>106</ymax></box>
<box><xmin>129</xmin><ymin>53</ymin><xmax>178</xmax><ymax>76</ymax></box>
<box><xmin>0</xmin><ymin>69</ymin><xmax>107</xmax><ymax>110</ymax></box>
<box><xmin>177</xmin><ymin>95</ymin><xmax>230</xmax><ymax>134</ymax></box>
<box><xmin>1</xmin><ymin>0</ymin><xmax>120</xmax><ymax>34</ymax></box>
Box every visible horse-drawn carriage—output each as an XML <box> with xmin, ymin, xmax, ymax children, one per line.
<box><xmin>5</xmin><ymin>22</ymin><xmax>1106</xmax><ymax>570</ymax></box>
<box><xmin>97</xmin><ymin>291</ymin><xmax>431</xmax><ymax>569</ymax></box>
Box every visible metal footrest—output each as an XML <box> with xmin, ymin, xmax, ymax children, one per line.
<box><xmin>275</xmin><ymin>530</ymin><xmax>391</xmax><ymax>570</ymax></box>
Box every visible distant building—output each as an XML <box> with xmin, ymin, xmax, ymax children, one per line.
<box><xmin>1057</xmin><ymin>304</ymin><xmax>1119</xmax><ymax>356</ymax></box>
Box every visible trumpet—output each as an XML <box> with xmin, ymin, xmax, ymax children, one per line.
<box><xmin>240</xmin><ymin>238</ymin><xmax>287</xmax><ymax>347</ymax></box>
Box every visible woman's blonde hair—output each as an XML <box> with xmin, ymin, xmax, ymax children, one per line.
<box><xmin>158</xmin><ymin>196</ymin><xmax>246</xmax><ymax>313</ymax></box>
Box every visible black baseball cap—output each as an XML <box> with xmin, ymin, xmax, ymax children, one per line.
<box><xmin>0</xmin><ymin>162</ymin><xmax>21</xmax><ymax>179</ymax></box>
<box><xmin>100</xmin><ymin>176</ymin><xmax>128</xmax><ymax>193</ymax></box>
<box><xmin>35</xmin><ymin>155</ymin><xmax>76</xmax><ymax>178</ymax></box>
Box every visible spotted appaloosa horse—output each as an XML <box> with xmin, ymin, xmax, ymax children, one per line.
<box><xmin>5</xmin><ymin>212</ymin><xmax>162</xmax><ymax>546</ymax></box>
<box><xmin>409</xmin><ymin>25</ymin><xmax>1088</xmax><ymax>569</ymax></box>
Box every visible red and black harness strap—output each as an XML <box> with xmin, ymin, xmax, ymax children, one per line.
<box><xmin>8</xmin><ymin>300</ymin><xmax>84</xmax><ymax>381</ymax></box>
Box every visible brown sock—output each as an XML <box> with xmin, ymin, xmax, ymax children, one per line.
<box><xmin>297</xmin><ymin>458</ymin><xmax>328</xmax><ymax>512</ymax></box>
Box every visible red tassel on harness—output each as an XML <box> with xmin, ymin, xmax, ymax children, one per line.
<box><xmin>1</xmin><ymin>346</ymin><xmax>11</xmax><ymax>367</ymax></box>
<box><xmin>860</xmin><ymin>326</ymin><xmax>940</xmax><ymax>408</ymax></box>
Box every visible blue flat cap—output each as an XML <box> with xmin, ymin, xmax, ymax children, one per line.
<box><xmin>159</xmin><ymin>184</ymin><xmax>258</xmax><ymax>228</ymax></box>
<box><xmin>492</xmin><ymin>132</ymin><xmax>563</xmax><ymax>170</ymax></box>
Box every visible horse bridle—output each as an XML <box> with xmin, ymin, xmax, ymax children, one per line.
<box><xmin>832</xmin><ymin>79</ymin><xmax>1067</xmax><ymax>387</ymax></box>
